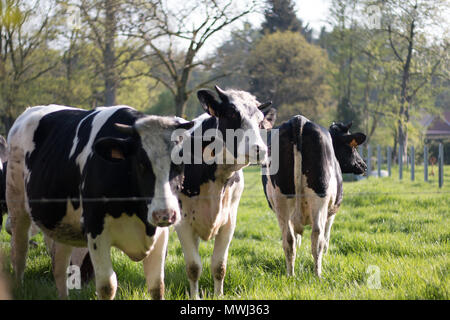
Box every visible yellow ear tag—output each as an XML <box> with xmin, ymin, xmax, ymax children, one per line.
<box><xmin>349</xmin><ymin>139</ymin><xmax>358</xmax><ymax>148</ymax></box>
<box><xmin>111</xmin><ymin>148</ymin><xmax>125</xmax><ymax>160</ymax></box>
<box><xmin>208</xmin><ymin>105</ymin><xmax>216</xmax><ymax>117</ymax></box>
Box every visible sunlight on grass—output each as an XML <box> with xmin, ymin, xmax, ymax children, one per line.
<box><xmin>1</xmin><ymin>165</ymin><xmax>449</xmax><ymax>299</ymax></box>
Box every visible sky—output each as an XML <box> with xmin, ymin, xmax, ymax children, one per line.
<box><xmin>202</xmin><ymin>0</ymin><xmax>332</xmax><ymax>56</ymax></box>
<box><xmin>294</xmin><ymin>0</ymin><xmax>332</xmax><ymax>36</ymax></box>
<box><xmin>242</xmin><ymin>0</ymin><xmax>332</xmax><ymax>37</ymax></box>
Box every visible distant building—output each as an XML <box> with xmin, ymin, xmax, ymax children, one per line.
<box><xmin>425</xmin><ymin>111</ymin><xmax>450</xmax><ymax>142</ymax></box>
<box><xmin>424</xmin><ymin>111</ymin><xmax>450</xmax><ymax>164</ymax></box>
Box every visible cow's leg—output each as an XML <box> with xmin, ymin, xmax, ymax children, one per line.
<box><xmin>87</xmin><ymin>233</ymin><xmax>117</xmax><ymax>300</ymax></box>
<box><xmin>6</xmin><ymin>159</ymin><xmax>31</xmax><ymax>282</ymax></box>
<box><xmin>294</xmin><ymin>225</ymin><xmax>303</xmax><ymax>250</ymax></box>
<box><xmin>143</xmin><ymin>228</ymin><xmax>168</xmax><ymax>300</ymax></box>
<box><xmin>211</xmin><ymin>217</ymin><xmax>235</xmax><ymax>297</ymax></box>
<box><xmin>176</xmin><ymin>223</ymin><xmax>201</xmax><ymax>299</ymax></box>
<box><xmin>43</xmin><ymin>234</ymin><xmax>54</xmax><ymax>254</ymax></box>
<box><xmin>310</xmin><ymin>198</ymin><xmax>328</xmax><ymax>278</ymax></box>
<box><xmin>292</xmin><ymin>210</ymin><xmax>305</xmax><ymax>252</ymax></box>
<box><xmin>10</xmin><ymin>211</ymin><xmax>31</xmax><ymax>282</ymax></box>
<box><xmin>323</xmin><ymin>214</ymin><xmax>336</xmax><ymax>255</ymax></box>
<box><xmin>52</xmin><ymin>241</ymin><xmax>73</xmax><ymax>299</ymax></box>
<box><xmin>276</xmin><ymin>207</ymin><xmax>296</xmax><ymax>277</ymax></box>
<box><xmin>284</xmin><ymin>219</ymin><xmax>297</xmax><ymax>277</ymax></box>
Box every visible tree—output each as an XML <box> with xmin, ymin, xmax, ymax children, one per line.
<box><xmin>135</xmin><ymin>0</ymin><xmax>257</xmax><ymax>117</ymax></box>
<box><xmin>210</xmin><ymin>22</ymin><xmax>262</xmax><ymax>91</ymax></box>
<box><xmin>247</xmin><ymin>31</ymin><xmax>332</xmax><ymax>125</ymax></box>
<box><xmin>321</xmin><ymin>0</ymin><xmax>449</xmax><ymax>151</ymax></box>
<box><xmin>0</xmin><ymin>0</ymin><xmax>60</xmax><ymax>132</ymax></box>
<box><xmin>71</xmin><ymin>0</ymin><xmax>154</xmax><ymax>106</ymax></box>
<box><xmin>322</xmin><ymin>0</ymin><xmax>363</xmax><ymax>129</ymax></box>
<box><xmin>383</xmin><ymin>0</ymin><xmax>449</xmax><ymax>160</ymax></box>
<box><xmin>261</xmin><ymin>0</ymin><xmax>313</xmax><ymax>41</ymax></box>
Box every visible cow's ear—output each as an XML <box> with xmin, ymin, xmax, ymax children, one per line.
<box><xmin>93</xmin><ymin>137</ymin><xmax>137</xmax><ymax>162</ymax></box>
<box><xmin>258</xmin><ymin>100</ymin><xmax>273</xmax><ymax>112</ymax></box>
<box><xmin>344</xmin><ymin>121</ymin><xmax>353</xmax><ymax>131</ymax></box>
<box><xmin>262</xmin><ymin>107</ymin><xmax>277</xmax><ymax>129</ymax></box>
<box><xmin>341</xmin><ymin>132</ymin><xmax>366</xmax><ymax>147</ymax></box>
<box><xmin>197</xmin><ymin>89</ymin><xmax>221</xmax><ymax>117</ymax></box>
<box><xmin>175</xmin><ymin>121</ymin><xmax>195</xmax><ymax>131</ymax></box>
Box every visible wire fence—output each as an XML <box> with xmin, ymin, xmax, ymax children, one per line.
<box><xmin>0</xmin><ymin>189</ymin><xmax>449</xmax><ymax>206</ymax></box>
<box><xmin>0</xmin><ymin>142</ymin><xmax>447</xmax><ymax>207</ymax></box>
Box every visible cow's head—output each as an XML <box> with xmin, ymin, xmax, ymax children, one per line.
<box><xmin>94</xmin><ymin>116</ymin><xmax>194</xmax><ymax>227</ymax></box>
<box><xmin>197</xmin><ymin>85</ymin><xmax>276</xmax><ymax>166</ymax></box>
<box><xmin>329</xmin><ymin>121</ymin><xmax>367</xmax><ymax>175</ymax></box>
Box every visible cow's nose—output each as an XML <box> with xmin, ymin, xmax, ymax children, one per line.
<box><xmin>152</xmin><ymin>209</ymin><xmax>177</xmax><ymax>227</ymax></box>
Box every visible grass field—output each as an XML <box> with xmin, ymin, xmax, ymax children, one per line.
<box><xmin>1</xmin><ymin>165</ymin><xmax>449</xmax><ymax>300</ymax></box>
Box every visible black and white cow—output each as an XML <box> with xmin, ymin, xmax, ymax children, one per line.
<box><xmin>6</xmin><ymin>105</ymin><xmax>194</xmax><ymax>299</ymax></box>
<box><xmin>262</xmin><ymin>116</ymin><xmax>366</xmax><ymax>278</ymax></box>
<box><xmin>176</xmin><ymin>86</ymin><xmax>276</xmax><ymax>299</ymax></box>
<box><xmin>0</xmin><ymin>136</ymin><xmax>7</xmax><ymax>230</ymax></box>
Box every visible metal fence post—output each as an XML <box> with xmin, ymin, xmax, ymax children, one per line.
<box><xmin>367</xmin><ymin>145</ymin><xmax>372</xmax><ymax>178</ymax></box>
<box><xmin>439</xmin><ymin>143</ymin><xmax>444</xmax><ymax>188</ymax></box>
<box><xmin>377</xmin><ymin>145</ymin><xmax>381</xmax><ymax>177</ymax></box>
<box><xmin>399</xmin><ymin>144</ymin><xmax>403</xmax><ymax>180</ymax></box>
<box><xmin>406</xmin><ymin>146</ymin><xmax>409</xmax><ymax>169</ymax></box>
<box><xmin>387</xmin><ymin>146</ymin><xmax>392</xmax><ymax>177</ymax></box>
<box><xmin>411</xmin><ymin>145</ymin><xmax>415</xmax><ymax>181</ymax></box>
<box><xmin>424</xmin><ymin>145</ymin><xmax>428</xmax><ymax>182</ymax></box>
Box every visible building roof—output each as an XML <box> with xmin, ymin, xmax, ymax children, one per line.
<box><xmin>426</xmin><ymin>111</ymin><xmax>450</xmax><ymax>140</ymax></box>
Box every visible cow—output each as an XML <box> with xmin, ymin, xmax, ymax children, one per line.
<box><xmin>176</xmin><ymin>85</ymin><xmax>276</xmax><ymax>299</ymax></box>
<box><xmin>6</xmin><ymin>105</ymin><xmax>194</xmax><ymax>300</ymax></box>
<box><xmin>262</xmin><ymin>116</ymin><xmax>366</xmax><ymax>278</ymax></box>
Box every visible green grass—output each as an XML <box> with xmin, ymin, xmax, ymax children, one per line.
<box><xmin>1</xmin><ymin>165</ymin><xmax>449</xmax><ymax>300</ymax></box>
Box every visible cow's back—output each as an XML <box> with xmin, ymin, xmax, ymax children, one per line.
<box><xmin>300</xmin><ymin>121</ymin><xmax>336</xmax><ymax>197</ymax></box>
<box><xmin>263</xmin><ymin>116</ymin><xmax>342</xmax><ymax>224</ymax></box>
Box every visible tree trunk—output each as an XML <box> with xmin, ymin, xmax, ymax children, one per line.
<box><xmin>397</xmin><ymin>120</ymin><xmax>408</xmax><ymax>163</ymax></box>
<box><xmin>174</xmin><ymin>90</ymin><xmax>188</xmax><ymax>118</ymax></box>
<box><xmin>363</xmin><ymin>60</ymin><xmax>371</xmax><ymax>141</ymax></box>
<box><xmin>346</xmin><ymin>32</ymin><xmax>353</xmax><ymax>102</ymax></box>
<box><xmin>393</xmin><ymin>126</ymin><xmax>398</xmax><ymax>162</ymax></box>
<box><xmin>397</xmin><ymin>19</ymin><xmax>415</xmax><ymax>163</ymax></box>
<box><xmin>103</xmin><ymin>0</ymin><xmax>117</xmax><ymax>106</ymax></box>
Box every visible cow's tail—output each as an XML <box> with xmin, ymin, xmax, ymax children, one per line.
<box><xmin>292</xmin><ymin>116</ymin><xmax>304</xmax><ymax>224</ymax></box>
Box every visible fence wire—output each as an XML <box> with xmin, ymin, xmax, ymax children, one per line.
<box><xmin>0</xmin><ymin>190</ymin><xmax>449</xmax><ymax>205</ymax></box>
